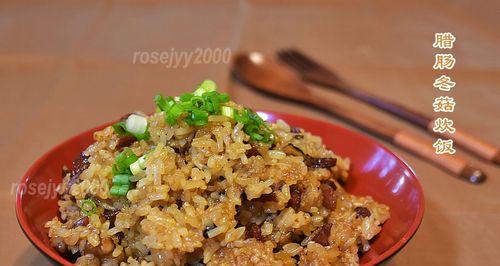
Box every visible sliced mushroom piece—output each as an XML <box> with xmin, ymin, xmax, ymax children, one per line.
<box><xmin>293</xmin><ymin>134</ymin><xmax>304</xmax><ymax>140</ymax></box>
<box><xmin>304</xmin><ymin>155</ymin><xmax>337</xmax><ymax>168</ymax></box>
<box><xmin>73</xmin><ymin>216</ymin><xmax>89</xmax><ymax>228</ymax></box>
<box><xmin>255</xmin><ymin>192</ymin><xmax>277</xmax><ymax>202</ymax></box>
<box><xmin>282</xmin><ymin>145</ymin><xmax>304</xmax><ymax>157</ymax></box>
<box><xmin>245</xmin><ymin>146</ymin><xmax>261</xmax><ymax>157</ymax></box>
<box><xmin>103</xmin><ymin>209</ymin><xmax>120</xmax><ymax>227</ymax></box>
<box><xmin>311</xmin><ymin>223</ymin><xmax>332</xmax><ymax>246</ymax></box>
<box><xmin>354</xmin><ymin>206</ymin><xmax>371</xmax><ymax>218</ymax></box>
<box><xmin>287</xmin><ymin>184</ymin><xmax>302</xmax><ymax>211</ymax></box>
<box><xmin>320</xmin><ymin>182</ymin><xmax>337</xmax><ymax>210</ymax></box>
<box><xmin>65</xmin><ymin>153</ymin><xmax>90</xmax><ymax>194</ymax></box>
<box><xmin>290</xmin><ymin>126</ymin><xmax>302</xmax><ymax>133</ymax></box>
<box><xmin>245</xmin><ymin>223</ymin><xmax>264</xmax><ymax>241</ymax></box>
<box><xmin>116</xmin><ymin>135</ymin><xmax>136</xmax><ymax>149</ymax></box>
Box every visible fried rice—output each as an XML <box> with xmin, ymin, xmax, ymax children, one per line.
<box><xmin>45</xmin><ymin>82</ymin><xmax>389</xmax><ymax>266</ymax></box>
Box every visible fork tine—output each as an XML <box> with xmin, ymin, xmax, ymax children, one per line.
<box><xmin>285</xmin><ymin>49</ymin><xmax>342</xmax><ymax>80</ymax></box>
<box><xmin>286</xmin><ymin>49</ymin><xmax>322</xmax><ymax>70</ymax></box>
<box><xmin>277</xmin><ymin>50</ymin><xmax>308</xmax><ymax>72</ymax></box>
<box><xmin>279</xmin><ymin>50</ymin><xmax>316</xmax><ymax>72</ymax></box>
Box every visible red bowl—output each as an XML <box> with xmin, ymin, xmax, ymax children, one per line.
<box><xmin>16</xmin><ymin>111</ymin><xmax>424</xmax><ymax>266</ymax></box>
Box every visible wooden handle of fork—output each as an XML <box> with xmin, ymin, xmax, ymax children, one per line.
<box><xmin>310</xmin><ymin>73</ymin><xmax>499</xmax><ymax>165</ymax></box>
<box><xmin>309</xmin><ymin>73</ymin><xmax>433</xmax><ymax>129</ymax></box>
<box><xmin>312</xmin><ymin>96</ymin><xmax>486</xmax><ymax>184</ymax></box>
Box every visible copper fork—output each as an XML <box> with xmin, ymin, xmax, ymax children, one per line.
<box><xmin>277</xmin><ymin>49</ymin><xmax>499</xmax><ymax>165</ymax></box>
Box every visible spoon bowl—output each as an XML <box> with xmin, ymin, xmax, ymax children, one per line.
<box><xmin>233</xmin><ymin>52</ymin><xmax>314</xmax><ymax>101</ymax></box>
<box><xmin>232</xmin><ymin>52</ymin><xmax>486</xmax><ymax>184</ymax></box>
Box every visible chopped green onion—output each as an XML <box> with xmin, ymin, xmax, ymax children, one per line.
<box><xmin>112</xmin><ymin>115</ymin><xmax>150</xmax><ymax>141</ymax></box>
<box><xmin>234</xmin><ymin>108</ymin><xmax>274</xmax><ymax>143</ymax></box>
<box><xmin>234</xmin><ymin>109</ymin><xmax>250</xmax><ymax>124</ymax></box>
<box><xmin>112</xmin><ymin>121</ymin><xmax>127</xmax><ymax>136</ymax></box>
<box><xmin>194</xmin><ymin>79</ymin><xmax>217</xmax><ymax>96</ymax></box>
<box><xmin>130</xmin><ymin>155</ymin><xmax>147</xmax><ymax>175</ymax></box>
<box><xmin>203</xmin><ymin>91</ymin><xmax>220</xmax><ymax>114</ymax></box>
<box><xmin>155</xmin><ymin>95</ymin><xmax>175</xmax><ymax>112</ymax></box>
<box><xmin>133</xmin><ymin>129</ymin><xmax>150</xmax><ymax>141</ymax></box>
<box><xmin>179</xmin><ymin>93</ymin><xmax>194</xmax><ymax>102</ymax></box>
<box><xmin>110</xmin><ymin>185</ymin><xmax>130</xmax><ymax>197</ymax></box>
<box><xmin>179</xmin><ymin>101</ymin><xmax>193</xmax><ymax>110</ymax></box>
<box><xmin>221</xmin><ymin>106</ymin><xmax>234</xmax><ymax>118</ymax></box>
<box><xmin>113</xmin><ymin>148</ymin><xmax>139</xmax><ymax>175</ymax></box>
<box><xmin>217</xmin><ymin>93</ymin><xmax>230</xmax><ymax>103</ymax></box>
<box><xmin>112</xmin><ymin>174</ymin><xmax>131</xmax><ymax>186</ymax></box>
<box><xmin>154</xmin><ymin>80</ymin><xmax>274</xmax><ymax>144</ymax></box>
<box><xmin>166</xmin><ymin>104</ymin><xmax>184</xmax><ymax>125</ymax></box>
<box><xmin>125</xmin><ymin>114</ymin><xmax>148</xmax><ymax>135</ymax></box>
<box><xmin>186</xmin><ymin>110</ymin><xmax>209</xmax><ymax>126</ymax></box>
<box><xmin>191</xmin><ymin>96</ymin><xmax>205</xmax><ymax>109</ymax></box>
<box><xmin>130</xmin><ymin>162</ymin><xmax>142</xmax><ymax>175</ymax></box>
<box><xmin>80</xmin><ymin>199</ymin><xmax>97</xmax><ymax>216</ymax></box>
<box><xmin>251</xmin><ymin>133</ymin><xmax>264</xmax><ymax>141</ymax></box>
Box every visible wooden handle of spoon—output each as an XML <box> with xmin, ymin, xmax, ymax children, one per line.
<box><xmin>231</xmin><ymin>51</ymin><xmax>487</xmax><ymax>182</ymax></box>
<box><xmin>426</xmin><ymin>121</ymin><xmax>500</xmax><ymax>164</ymax></box>
<box><xmin>394</xmin><ymin>131</ymin><xmax>486</xmax><ymax>183</ymax></box>
<box><xmin>312</xmin><ymin>96</ymin><xmax>486</xmax><ymax>184</ymax></box>
<box><xmin>310</xmin><ymin>74</ymin><xmax>499</xmax><ymax>164</ymax></box>
<box><xmin>311</xmin><ymin>74</ymin><xmax>433</xmax><ymax>128</ymax></box>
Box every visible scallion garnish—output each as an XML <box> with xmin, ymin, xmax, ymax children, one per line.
<box><xmin>217</xmin><ymin>93</ymin><xmax>230</xmax><ymax>103</ymax></box>
<box><xmin>235</xmin><ymin>108</ymin><xmax>274</xmax><ymax>143</ymax></box>
<box><xmin>80</xmin><ymin>199</ymin><xmax>97</xmax><ymax>216</ymax></box>
<box><xmin>112</xmin><ymin>148</ymin><xmax>139</xmax><ymax>175</ymax></box>
<box><xmin>166</xmin><ymin>104</ymin><xmax>184</xmax><ymax>125</ymax></box>
<box><xmin>110</xmin><ymin>185</ymin><xmax>130</xmax><ymax>197</ymax></box>
<box><xmin>154</xmin><ymin>80</ymin><xmax>230</xmax><ymax>127</ymax></box>
<box><xmin>112</xmin><ymin>114</ymin><xmax>150</xmax><ymax>141</ymax></box>
<box><xmin>186</xmin><ymin>109</ymin><xmax>209</xmax><ymax>126</ymax></box>
<box><xmin>154</xmin><ymin>80</ymin><xmax>274</xmax><ymax>144</ymax></box>
<box><xmin>112</xmin><ymin>174</ymin><xmax>131</xmax><ymax>186</ymax></box>
<box><xmin>129</xmin><ymin>155</ymin><xmax>147</xmax><ymax>175</ymax></box>
<box><xmin>221</xmin><ymin>106</ymin><xmax>234</xmax><ymax>118</ymax></box>
<box><xmin>112</xmin><ymin>121</ymin><xmax>127</xmax><ymax>135</ymax></box>
<box><xmin>109</xmin><ymin>149</ymin><xmax>142</xmax><ymax>197</ymax></box>
<box><xmin>155</xmin><ymin>95</ymin><xmax>175</xmax><ymax>112</ymax></box>
<box><xmin>125</xmin><ymin>114</ymin><xmax>148</xmax><ymax>135</ymax></box>
<box><xmin>193</xmin><ymin>79</ymin><xmax>217</xmax><ymax>96</ymax></box>
<box><xmin>191</xmin><ymin>96</ymin><xmax>205</xmax><ymax>109</ymax></box>
<box><xmin>180</xmin><ymin>93</ymin><xmax>194</xmax><ymax>102</ymax></box>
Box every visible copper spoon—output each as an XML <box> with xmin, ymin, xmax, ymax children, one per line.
<box><xmin>232</xmin><ymin>52</ymin><xmax>486</xmax><ymax>184</ymax></box>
